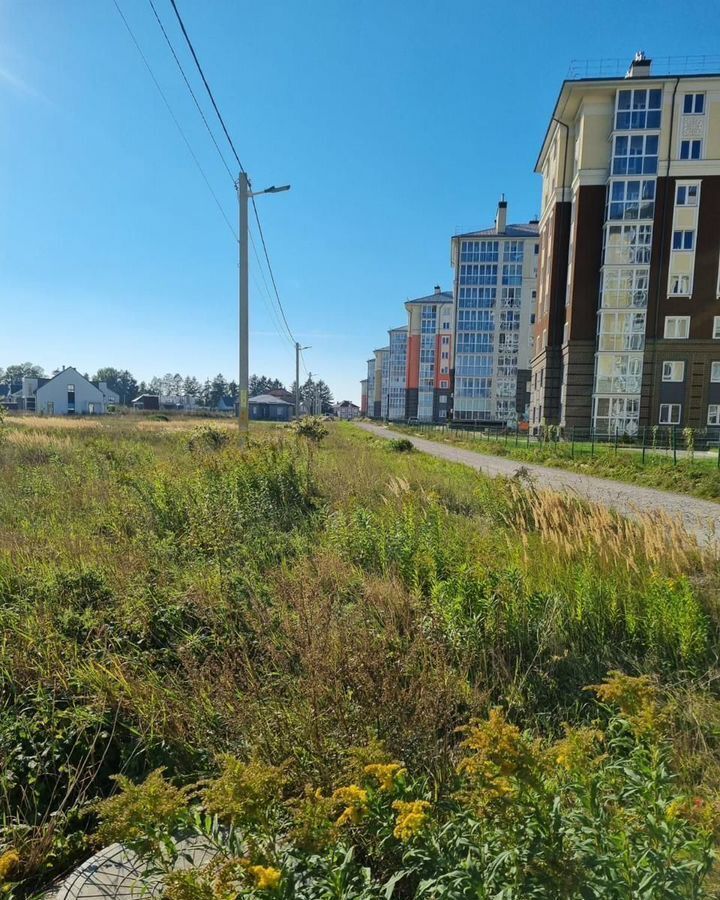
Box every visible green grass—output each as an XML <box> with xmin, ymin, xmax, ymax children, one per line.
<box><xmin>1</xmin><ymin>415</ymin><xmax>720</xmax><ymax>895</ymax></box>
<box><xmin>386</xmin><ymin>422</ymin><xmax>720</xmax><ymax>500</ymax></box>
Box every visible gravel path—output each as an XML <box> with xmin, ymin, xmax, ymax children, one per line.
<box><xmin>355</xmin><ymin>421</ymin><xmax>720</xmax><ymax>545</ymax></box>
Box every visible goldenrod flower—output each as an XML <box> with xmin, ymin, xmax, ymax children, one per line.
<box><xmin>332</xmin><ymin>785</ymin><xmax>368</xmax><ymax>826</ymax></box>
<box><xmin>248</xmin><ymin>865</ymin><xmax>282</xmax><ymax>891</ymax></box>
<box><xmin>392</xmin><ymin>800</ymin><xmax>431</xmax><ymax>841</ymax></box>
<box><xmin>0</xmin><ymin>851</ymin><xmax>19</xmax><ymax>883</ymax></box>
<box><xmin>363</xmin><ymin>763</ymin><xmax>406</xmax><ymax>792</ymax></box>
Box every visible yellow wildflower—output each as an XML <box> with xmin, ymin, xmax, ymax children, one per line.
<box><xmin>248</xmin><ymin>865</ymin><xmax>282</xmax><ymax>891</ymax></box>
<box><xmin>0</xmin><ymin>851</ymin><xmax>19</xmax><ymax>883</ymax></box>
<box><xmin>204</xmin><ymin>757</ymin><xmax>285</xmax><ymax>826</ymax></box>
<box><xmin>587</xmin><ymin>672</ymin><xmax>663</xmax><ymax>736</ymax></box>
<box><xmin>289</xmin><ymin>786</ymin><xmax>338</xmax><ymax>852</ymax></box>
<box><xmin>392</xmin><ymin>800</ymin><xmax>431</xmax><ymax>841</ymax></box>
<box><xmin>332</xmin><ymin>785</ymin><xmax>369</xmax><ymax>826</ymax></box>
<box><xmin>364</xmin><ymin>763</ymin><xmax>406</xmax><ymax>792</ymax></box>
<box><xmin>549</xmin><ymin>725</ymin><xmax>605</xmax><ymax>775</ymax></box>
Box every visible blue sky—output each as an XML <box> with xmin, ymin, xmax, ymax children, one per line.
<box><xmin>2</xmin><ymin>1</ymin><xmax>719</xmax><ymax>403</ymax></box>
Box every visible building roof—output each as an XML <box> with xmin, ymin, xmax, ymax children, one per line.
<box><xmin>454</xmin><ymin>223</ymin><xmax>539</xmax><ymax>239</ymax></box>
<box><xmin>373</xmin><ymin>346</ymin><xmax>390</xmax><ymax>355</ymax></box>
<box><xmin>388</xmin><ymin>324</ymin><xmax>408</xmax><ymax>333</ymax></box>
<box><xmin>132</xmin><ymin>394</ymin><xmax>160</xmax><ymax>402</ymax></box>
<box><xmin>405</xmin><ymin>290</ymin><xmax>453</xmax><ymax>306</ymax></box>
<box><xmin>36</xmin><ymin>367</ymin><xmax>104</xmax><ymax>399</ymax></box>
<box><xmin>249</xmin><ymin>393</ymin><xmax>292</xmax><ymax>405</ymax></box>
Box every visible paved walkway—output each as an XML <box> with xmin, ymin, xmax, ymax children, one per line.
<box><xmin>355</xmin><ymin>422</ymin><xmax>720</xmax><ymax>545</ymax></box>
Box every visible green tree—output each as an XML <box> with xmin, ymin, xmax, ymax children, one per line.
<box><xmin>93</xmin><ymin>368</ymin><xmax>139</xmax><ymax>405</ymax></box>
<box><xmin>249</xmin><ymin>374</ymin><xmax>286</xmax><ymax>396</ymax></box>
<box><xmin>3</xmin><ymin>363</ymin><xmax>45</xmax><ymax>389</ymax></box>
<box><xmin>299</xmin><ymin>377</ymin><xmax>334</xmax><ymax>414</ymax></box>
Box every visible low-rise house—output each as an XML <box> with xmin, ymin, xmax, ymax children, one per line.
<box><xmin>33</xmin><ymin>367</ymin><xmax>107</xmax><ymax>415</ymax></box>
<box><xmin>132</xmin><ymin>394</ymin><xmax>160</xmax><ymax>411</ymax></box>
<box><xmin>249</xmin><ymin>393</ymin><xmax>294</xmax><ymax>421</ymax></box>
<box><xmin>334</xmin><ymin>400</ymin><xmax>360</xmax><ymax>420</ymax></box>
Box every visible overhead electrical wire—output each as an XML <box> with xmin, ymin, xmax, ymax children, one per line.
<box><xmin>166</xmin><ymin>0</ymin><xmax>298</xmax><ymax>347</ymax></box>
<box><xmin>115</xmin><ymin>0</ymin><xmax>292</xmax><ymax>349</ymax></box>
<box><xmin>112</xmin><ymin>0</ymin><xmax>237</xmax><ymax>241</ymax></box>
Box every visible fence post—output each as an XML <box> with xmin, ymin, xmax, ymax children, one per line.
<box><xmin>614</xmin><ymin>426</ymin><xmax>618</xmax><ymax>455</ymax></box>
<box><xmin>673</xmin><ymin>426</ymin><xmax>677</xmax><ymax>465</ymax></box>
<box><xmin>641</xmin><ymin>425</ymin><xmax>646</xmax><ymax>465</ymax></box>
<box><xmin>717</xmin><ymin>433</ymin><xmax>720</xmax><ymax>469</ymax></box>
<box><xmin>527</xmin><ymin>427</ymin><xmax>530</xmax><ymax>449</ymax></box>
<box><xmin>591</xmin><ymin>427</ymin><xmax>595</xmax><ymax>458</ymax></box>
<box><xmin>571</xmin><ymin>426</ymin><xmax>575</xmax><ymax>459</ymax></box>
<box><xmin>515</xmin><ymin>423</ymin><xmax>519</xmax><ymax>447</ymax></box>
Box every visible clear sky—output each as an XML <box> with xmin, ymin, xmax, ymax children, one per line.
<box><xmin>2</xmin><ymin>1</ymin><xmax>720</xmax><ymax>403</ymax></box>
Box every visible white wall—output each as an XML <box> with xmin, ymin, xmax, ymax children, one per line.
<box><xmin>36</xmin><ymin>368</ymin><xmax>105</xmax><ymax>415</ymax></box>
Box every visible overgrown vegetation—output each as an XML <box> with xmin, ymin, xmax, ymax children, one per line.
<box><xmin>1</xmin><ymin>416</ymin><xmax>720</xmax><ymax>896</ymax></box>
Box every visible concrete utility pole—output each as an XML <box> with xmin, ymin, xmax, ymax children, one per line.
<box><xmin>236</xmin><ymin>174</ymin><xmax>291</xmax><ymax>445</ymax></box>
<box><xmin>295</xmin><ymin>342</ymin><xmax>310</xmax><ymax>419</ymax></box>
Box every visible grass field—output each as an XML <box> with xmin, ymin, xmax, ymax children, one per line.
<box><xmin>388</xmin><ymin>422</ymin><xmax>720</xmax><ymax>501</ymax></box>
<box><xmin>2</xmin><ymin>415</ymin><xmax>720</xmax><ymax>897</ymax></box>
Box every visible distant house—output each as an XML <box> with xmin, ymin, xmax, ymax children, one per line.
<box><xmin>334</xmin><ymin>400</ymin><xmax>360</xmax><ymax>420</ymax></box>
<box><xmin>267</xmin><ymin>388</ymin><xmax>295</xmax><ymax>404</ymax></box>
<box><xmin>98</xmin><ymin>383</ymin><xmax>120</xmax><ymax>406</ymax></box>
<box><xmin>249</xmin><ymin>393</ymin><xmax>294</xmax><ymax>421</ymax></box>
<box><xmin>28</xmin><ymin>367</ymin><xmax>108</xmax><ymax>415</ymax></box>
<box><xmin>132</xmin><ymin>394</ymin><xmax>160</xmax><ymax>411</ymax></box>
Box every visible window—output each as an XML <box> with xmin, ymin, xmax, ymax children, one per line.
<box><xmin>659</xmin><ymin>403</ymin><xmax>682</xmax><ymax>425</ymax></box>
<box><xmin>441</xmin><ymin>351</ymin><xmax>449</xmax><ymax>359</ymax></box>
<box><xmin>530</xmin><ymin>313</ymin><xmax>536</xmax><ymax>324</ymax></box>
<box><xmin>669</xmin><ymin>274</ymin><xmax>691</xmax><ymax>296</ymax></box>
<box><xmin>709</xmin><ymin>405</ymin><xmax>720</xmax><ymax>426</ymax></box>
<box><xmin>612</xmin><ymin>134</ymin><xmax>659</xmax><ymax>175</ymax></box>
<box><xmin>615</xmin><ymin>88</ymin><xmax>662</xmax><ymax>130</ymax></box>
<box><xmin>714</xmin><ymin>317</ymin><xmax>720</xmax><ymax>339</ymax></box>
<box><xmin>711</xmin><ymin>362</ymin><xmax>720</xmax><ymax>383</ymax></box>
<box><xmin>676</xmin><ymin>183</ymin><xmax>699</xmax><ymax>206</ymax></box>
<box><xmin>680</xmin><ymin>140</ymin><xmax>702</xmax><ymax>160</ymax></box>
<box><xmin>604</xmin><ymin>224</ymin><xmax>652</xmax><ymax>265</ymax></box>
<box><xmin>534</xmin><ymin>243</ymin><xmax>539</xmax><ymax>255</ymax></box>
<box><xmin>440</xmin><ymin>380</ymin><xmax>448</xmax><ymax>389</ymax></box>
<box><xmin>442</xmin><ymin>335</ymin><xmax>449</xmax><ymax>345</ymax></box>
<box><xmin>683</xmin><ymin>93</ymin><xmax>705</xmax><ymax>114</ymax></box>
<box><xmin>664</xmin><ymin>316</ymin><xmax>690</xmax><ymax>339</ymax></box>
<box><xmin>608</xmin><ymin>179</ymin><xmax>656</xmax><ymax>220</ymax></box>
<box><xmin>598</xmin><ymin>310</ymin><xmax>646</xmax><ymax>351</ymax></box>
<box><xmin>443</xmin><ymin>322</ymin><xmax>450</xmax><ymax>330</ymax></box>
<box><xmin>601</xmin><ymin>267</ymin><xmax>649</xmax><ymax>308</ymax></box>
<box><xmin>672</xmin><ymin>230</ymin><xmax>695</xmax><ymax>250</ymax></box>
<box><xmin>460</xmin><ymin>239</ymin><xmax>499</xmax><ymax>263</ymax></box>
<box><xmin>662</xmin><ymin>361</ymin><xmax>684</xmax><ymax>382</ymax></box>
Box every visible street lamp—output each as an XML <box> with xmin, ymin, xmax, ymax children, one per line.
<box><xmin>237</xmin><ymin>175</ymin><xmax>291</xmax><ymax>445</ymax></box>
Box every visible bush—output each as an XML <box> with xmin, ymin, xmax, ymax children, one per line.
<box><xmin>94</xmin><ymin>679</ymin><xmax>717</xmax><ymax>899</ymax></box>
<box><xmin>290</xmin><ymin>416</ymin><xmax>328</xmax><ymax>442</ymax></box>
<box><xmin>149</xmin><ymin>414</ymin><xmax>169</xmax><ymax>421</ymax></box>
<box><xmin>186</xmin><ymin>425</ymin><xmax>230</xmax><ymax>452</ymax></box>
<box><xmin>388</xmin><ymin>438</ymin><xmax>414</xmax><ymax>453</ymax></box>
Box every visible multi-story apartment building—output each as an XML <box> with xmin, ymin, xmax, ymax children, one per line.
<box><xmin>387</xmin><ymin>325</ymin><xmax>408</xmax><ymax>420</ymax></box>
<box><xmin>450</xmin><ymin>200</ymin><xmax>538</xmax><ymax>424</ymax></box>
<box><xmin>366</xmin><ymin>358</ymin><xmax>376</xmax><ymax>418</ymax></box>
<box><xmin>531</xmin><ymin>52</ymin><xmax>720</xmax><ymax>434</ymax></box>
<box><xmin>373</xmin><ymin>346</ymin><xmax>389</xmax><ymax>419</ymax></box>
<box><xmin>360</xmin><ymin>378</ymin><xmax>368</xmax><ymax>416</ymax></box>
<box><xmin>405</xmin><ymin>287</ymin><xmax>454</xmax><ymax>422</ymax></box>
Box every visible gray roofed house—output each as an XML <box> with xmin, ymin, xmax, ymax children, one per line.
<box><xmin>249</xmin><ymin>393</ymin><xmax>294</xmax><ymax>421</ymax></box>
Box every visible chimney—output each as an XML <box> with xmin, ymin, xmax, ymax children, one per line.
<box><xmin>626</xmin><ymin>50</ymin><xmax>652</xmax><ymax>79</ymax></box>
<box><xmin>434</xmin><ymin>284</ymin><xmax>442</xmax><ymax>294</ymax></box>
<box><xmin>495</xmin><ymin>195</ymin><xmax>507</xmax><ymax>234</ymax></box>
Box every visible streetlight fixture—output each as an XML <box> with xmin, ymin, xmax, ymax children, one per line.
<box><xmin>237</xmin><ymin>175</ymin><xmax>291</xmax><ymax>445</ymax></box>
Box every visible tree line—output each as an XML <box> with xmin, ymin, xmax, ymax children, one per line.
<box><xmin>0</xmin><ymin>363</ymin><xmax>334</xmax><ymax>412</ymax></box>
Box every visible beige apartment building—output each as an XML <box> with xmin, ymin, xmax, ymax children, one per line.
<box><xmin>531</xmin><ymin>53</ymin><xmax>720</xmax><ymax>434</ymax></box>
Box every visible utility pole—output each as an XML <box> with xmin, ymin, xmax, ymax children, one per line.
<box><xmin>236</xmin><ymin>175</ymin><xmax>290</xmax><ymax>445</ymax></box>
<box><xmin>295</xmin><ymin>342</ymin><xmax>310</xmax><ymax>419</ymax></box>
<box><xmin>237</xmin><ymin>172</ymin><xmax>250</xmax><ymax>445</ymax></box>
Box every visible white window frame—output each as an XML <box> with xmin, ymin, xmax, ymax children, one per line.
<box><xmin>669</xmin><ymin>274</ymin><xmax>691</xmax><ymax>297</ymax></box>
<box><xmin>676</xmin><ymin>183</ymin><xmax>700</xmax><ymax>206</ymax></box>
<box><xmin>672</xmin><ymin>230</ymin><xmax>695</xmax><ymax>251</ymax></box>
<box><xmin>683</xmin><ymin>93</ymin><xmax>705</xmax><ymax>115</ymax></box>
<box><xmin>708</xmin><ymin>404</ymin><xmax>720</xmax><ymax>426</ymax></box>
<box><xmin>662</xmin><ymin>360</ymin><xmax>685</xmax><ymax>382</ymax></box>
<box><xmin>680</xmin><ymin>139</ymin><xmax>702</xmax><ymax>161</ymax></box>
<box><xmin>664</xmin><ymin>316</ymin><xmax>690</xmax><ymax>339</ymax></box>
<box><xmin>659</xmin><ymin>403</ymin><xmax>682</xmax><ymax>425</ymax></box>
<box><xmin>711</xmin><ymin>362</ymin><xmax>720</xmax><ymax>383</ymax></box>
<box><xmin>714</xmin><ymin>317</ymin><xmax>720</xmax><ymax>339</ymax></box>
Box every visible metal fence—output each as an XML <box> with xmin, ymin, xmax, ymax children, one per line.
<box><xmin>389</xmin><ymin>420</ymin><xmax>720</xmax><ymax>467</ymax></box>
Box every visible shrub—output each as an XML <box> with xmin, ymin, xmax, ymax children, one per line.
<box><xmin>388</xmin><ymin>438</ymin><xmax>414</xmax><ymax>453</ymax></box>
<box><xmin>186</xmin><ymin>425</ymin><xmax>230</xmax><ymax>452</ymax></box>
<box><xmin>290</xmin><ymin>417</ymin><xmax>328</xmax><ymax>442</ymax></box>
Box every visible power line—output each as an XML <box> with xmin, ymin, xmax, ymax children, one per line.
<box><xmin>166</xmin><ymin>0</ymin><xmax>298</xmax><ymax>346</ymax></box>
<box><xmin>168</xmin><ymin>0</ymin><xmax>245</xmax><ymax>173</ymax></box>
<box><xmin>112</xmin><ymin>0</ymin><xmax>237</xmax><ymax>241</ymax></box>
<box><xmin>146</xmin><ymin>0</ymin><xmax>235</xmax><ymax>182</ymax></box>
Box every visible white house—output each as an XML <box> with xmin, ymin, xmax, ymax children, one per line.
<box><xmin>333</xmin><ymin>400</ymin><xmax>360</xmax><ymax>420</ymax></box>
<box><xmin>34</xmin><ymin>367</ymin><xmax>108</xmax><ymax>415</ymax></box>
